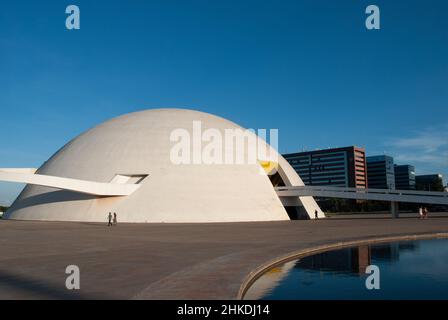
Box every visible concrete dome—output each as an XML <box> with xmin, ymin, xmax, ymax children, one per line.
<box><xmin>5</xmin><ymin>109</ymin><xmax>322</xmax><ymax>223</ymax></box>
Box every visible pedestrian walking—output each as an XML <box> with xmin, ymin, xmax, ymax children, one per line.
<box><xmin>108</xmin><ymin>212</ymin><xmax>113</xmax><ymax>226</ymax></box>
<box><xmin>423</xmin><ymin>207</ymin><xmax>429</xmax><ymax>219</ymax></box>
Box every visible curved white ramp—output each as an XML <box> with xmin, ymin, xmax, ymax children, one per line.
<box><xmin>0</xmin><ymin>169</ymin><xmax>140</xmax><ymax>197</ymax></box>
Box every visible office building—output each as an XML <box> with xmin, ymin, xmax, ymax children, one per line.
<box><xmin>366</xmin><ymin>155</ymin><xmax>395</xmax><ymax>189</ymax></box>
<box><xmin>283</xmin><ymin>146</ymin><xmax>368</xmax><ymax>188</ymax></box>
<box><xmin>416</xmin><ymin>174</ymin><xmax>444</xmax><ymax>192</ymax></box>
<box><xmin>394</xmin><ymin>165</ymin><xmax>416</xmax><ymax>190</ymax></box>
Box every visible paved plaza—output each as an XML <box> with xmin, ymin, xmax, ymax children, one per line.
<box><xmin>1</xmin><ymin>215</ymin><xmax>448</xmax><ymax>299</ymax></box>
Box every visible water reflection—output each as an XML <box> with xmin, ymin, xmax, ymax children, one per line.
<box><xmin>244</xmin><ymin>239</ymin><xmax>448</xmax><ymax>300</ymax></box>
<box><xmin>244</xmin><ymin>261</ymin><xmax>296</xmax><ymax>300</ymax></box>
<box><xmin>295</xmin><ymin>242</ymin><xmax>418</xmax><ymax>276</ymax></box>
<box><xmin>295</xmin><ymin>245</ymin><xmax>372</xmax><ymax>275</ymax></box>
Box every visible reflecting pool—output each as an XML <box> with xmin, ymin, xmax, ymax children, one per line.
<box><xmin>244</xmin><ymin>238</ymin><xmax>448</xmax><ymax>300</ymax></box>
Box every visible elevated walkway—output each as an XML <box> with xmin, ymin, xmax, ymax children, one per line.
<box><xmin>276</xmin><ymin>185</ymin><xmax>448</xmax><ymax>205</ymax></box>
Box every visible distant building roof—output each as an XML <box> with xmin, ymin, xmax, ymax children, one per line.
<box><xmin>366</xmin><ymin>155</ymin><xmax>394</xmax><ymax>162</ymax></box>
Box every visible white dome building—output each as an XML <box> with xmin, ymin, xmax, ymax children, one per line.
<box><xmin>4</xmin><ymin>109</ymin><xmax>323</xmax><ymax>223</ymax></box>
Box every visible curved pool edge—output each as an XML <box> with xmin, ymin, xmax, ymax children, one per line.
<box><xmin>238</xmin><ymin>232</ymin><xmax>448</xmax><ymax>300</ymax></box>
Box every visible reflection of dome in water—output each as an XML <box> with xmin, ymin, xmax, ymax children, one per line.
<box><xmin>243</xmin><ymin>260</ymin><xmax>297</xmax><ymax>300</ymax></box>
<box><xmin>6</xmin><ymin>109</ymin><xmax>321</xmax><ymax>223</ymax></box>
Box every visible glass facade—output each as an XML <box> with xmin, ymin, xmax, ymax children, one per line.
<box><xmin>416</xmin><ymin>174</ymin><xmax>444</xmax><ymax>191</ymax></box>
<box><xmin>394</xmin><ymin>164</ymin><xmax>416</xmax><ymax>190</ymax></box>
<box><xmin>366</xmin><ymin>155</ymin><xmax>395</xmax><ymax>189</ymax></box>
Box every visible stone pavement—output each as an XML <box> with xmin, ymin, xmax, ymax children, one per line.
<box><xmin>1</xmin><ymin>215</ymin><xmax>447</xmax><ymax>299</ymax></box>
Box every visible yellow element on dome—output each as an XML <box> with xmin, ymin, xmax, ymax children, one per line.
<box><xmin>258</xmin><ymin>160</ymin><xmax>279</xmax><ymax>176</ymax></box>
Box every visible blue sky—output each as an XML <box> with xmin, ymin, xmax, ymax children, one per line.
<box><xmin>1</xmin><ymin>0</ymin><xmax>447</xmax><ymax>204</ymax></box>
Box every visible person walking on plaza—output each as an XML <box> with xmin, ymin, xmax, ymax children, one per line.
<box><xmin>108</xmin><ymin>212</ymin><xmax>113</xmax><ymax>226</ymax></box>
<box><xmin>315</xmin><ymin>210</ymin><xmax>319</xmax><ymax>220</ymax></box>
<box><xmin>423</xmin><ymin>207</ymin><xmax>429</xmax><ymax>219</ymax></box>
<box><xmin>113</xmin><ymin>212</ymin><xmax>117</xmax><ymax>226</ymax></box>
<box><xmin>419</xmin><ymin>207</ymin><xmax>423</xmax><ymax>219</ymax></box>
